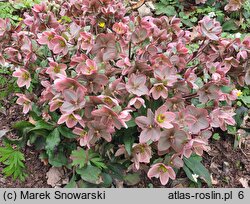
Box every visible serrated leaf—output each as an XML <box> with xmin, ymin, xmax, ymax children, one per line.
<box><xmin>12</xmin><ymin>121</ymin><xmax>34</xmax><ymax>130</ymax></box>
<box><xmin>124</xmin><ymin>173</ymin><xmax>141</xmax><ymax>186</ymax></box>
<box><xmin>221</xmin><ymin>86</ymin><xmax>232</xmax><ymax>94</ymax></box>
<box><xmin>126</xmin><ymin>119</ymin><xmax>136</xmax><ymax>128</ymax></box>
<box><xmin>212</xmin><ymin>133</ymin><xmax>220</xmax><ymax>140</ymax></box>
<box><xmin>45</xmin><ymin>128</ymin><xmax>60</xmax><ymax>152</ymax></box>
<box><xmin>28</xmin><ymin>120</ymin><xmax>54</xmax><ymax>132</ymax></box>
<box><xmin>64</xmin><ymin>175</ymin><xmax>77</xmax><ymax>188</ymax></box>
<box><xmin>222</xmin><ymin>20</ymin><xmax>238</xmax><ymax>31</ymax></box>
<box><xmin>76</xmin><ymin>165</ymin><xmax>102</xmax><ymax>184</ymax></box>
<box><xmin>48</xmin><ymin>151</ymin><xmax>68</xmax><ymax>167</ymax></box>
<box><xmin>90</xmin><ymin>157</ymin><xmax>107</xmax><ymax>169</ymax></box>
<box><xmin>0</xmin><ymin>145</ymin><xmax>26</xmax><ymax>181</ymax></box>
<box><xmin>58</xmin><ymin>125</ymin><xmax>77</xmax><ymax>138</ymax></box>
<box><xmin>70</xmin><ymin>148</ymin><xmax>87</xmax><ymax>168</ymax></box>
<box><xmin>101</xmin><ymin>173</ymin><xmax>112</xmax><ymax>187</ymax></box>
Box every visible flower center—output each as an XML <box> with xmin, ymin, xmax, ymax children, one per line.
<box><xmin>156</xmin><ymin>85</ymin><xmax>163</xmax><ymax>92</ymax></box>
<box><xmin>157</xmin><ymin>114</ymin><xmax>165</xmax><ymax>123</ymax></box>
<box><xmin>54</xmin><ymin>66</ymin><xmax>60</xmax><ymax>73</ymax></box>
<box><xmin>104</xmin><ymin>97</ymin><xmax>112</xmax><ymax>105</ymax></box>
<box><xmin>158</xmin><ymin>165</ymin><xmax>167</xmax><ymax>173</ymax></box>
<box><xmin>69</xmin><ymin>114</ymin><xmax>76</xmax><ymax>120</ymax></box>
<box><xmin>59</xmin><ymin>40</ymin><xmax>66</xmax><ymax>47</ymax></box>
<box><xmin>22</xmin><ymin>72</ymin><xmax>30</xmax><ymax>80</ymax></box>
<box><xmin>48</xmin><ymin>34</ymin><xmax>54</xmax><ymax>41</ymax></box>
<box><xmin>98</xmin><ymin>22</ymin><xmax>106</xmax><ymax>28</ymax></box>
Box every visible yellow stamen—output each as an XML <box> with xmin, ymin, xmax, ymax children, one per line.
<box><xmin>156</xmin><ymin>114</ymin><xmax>165</xmax><ymax>123</ymax></box>
<box><xmin>22</xmin><ymin>72</ymin><xmax>30</xmax><ymax>80</ymax></box>
<box><xmin>54</xmin><ymin>66</ymin><xmax>60</xmax><ymax>73</ymax></box>
<box><xmin>98</xmin><ymin>22</ymin><xmax>106</xmax><ymax>28</ymax></box>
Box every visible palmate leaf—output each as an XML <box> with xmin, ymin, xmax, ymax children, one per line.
<box><xmin>70</xmin><ymin>148</ymin><xmax>87</xmax><ymax>168</ymax></box>
<box><xmin>45</xmin><ymin>128</ymin><xmax>60</xmax><ymax>152</ymax></box>
<box><xmin>90</xmin><ymin>157</ymin><xmax>107</xmax><ymax>169</ymax></box>
<box><xmin>76</xmin><ymin>165</ymin><xmax>102</xmax><ymax>184</ymax></box>
<box><xmin>0</xmin><ymin>144</ymin><xmax>27</xmax><ymax>181</ymax></box>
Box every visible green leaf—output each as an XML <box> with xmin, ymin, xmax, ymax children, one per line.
<box><xmin>240</xmin><ymin>96</ymin><xmax>250</xmax><ymax>106</ymax></box>
<box><xmin>48</xmin><ymin>151</ymin><xmax>67</xmax><ymax>167</ymax></box>
<box><xmin>90</xmin><ymin>157</ymin><xmax>107</xmax><ymax>169</ymax></box>
<box><xmin>123</xmin><ymin>133</ymin><xmax>135</xmax><ymax>156</ymax></box>
<box><xmin>221</xmin><ymin>86</ymin><xmax>232</xmax><ymax>94</ymax></box>
<box><xmin>183</xmin><ymin>155</ymin><xmax>212</xmax><ymax>187</ymax></box>
<box><xmin>12</xmin><ymin>121</ymin><xmax>34</xmax><ymax>130</ymax></box>
<box><xmin>64</xmin><ymin>175</ymin><xmax>77</xmax><ymax>188</ymax></box>
<box><xmin>124</xmin><ymin>173</ymin><xmax>141</xmax><ymax>186</ymax></box>
<box><xmin>58</xmin><ymin>125</ymin><xmax>77</xmax><ymax>138</ymax></box>
<box><xmin>45</xmin><ymin>128</ymin><xmax>60</xmax><ymax>152</ymax></box>
<box><xmin>28</xmin><ymin>120</ymin><xmax>54</xmax><ymax>132</ymax></box>
<box><xmin>101</xmin><ymin>173</ymin><xmax>112</xmax><ymax>187</ymax></box>
<box><xmin>222</xmin><ymin>20</ymin><xmax>238</xmax><ymax>31</ymax></box>
<box><xmin>183</xmin><ymin>165</ymin><xmax>196</xmax><ymax>183</ymax></box>
<box><xmin>227</xmin><ymin>125</ymin><xmax>236</xmax><ymax>135</ymax></box>
<box><xmin>76</xmin><ymin>165</ymin><xmax>102</xmax><ymax>184</ymax></box>
<box><xmin>70</xmin><ymin>148</ymin><xmax>87</xmax><ymax>168</ymax></box>
<box><xmin>212</xmin><ymin>133</ymin><xmax>220</xmax><ymax>140</ymax></box>
<box><xmin>0</xmin><ymin>144</ymin><xmax>27</xmax><ymax>181</ymax></box>
<box><xmin>126</xmin><ymin>119</ymin><xmax>136</xmax><ymax>128</ymax></box>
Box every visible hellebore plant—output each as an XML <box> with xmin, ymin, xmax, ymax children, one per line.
<box><xmin>1</xmin><ymin>0</ymin><xmax>249</xmax><ymax>186</ymax></box>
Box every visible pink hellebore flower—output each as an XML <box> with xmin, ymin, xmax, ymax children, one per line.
<box><xmin>198</xmin><ymin>16</ymin><xmax>222</xmax><ymax>41</ymax></box>
<box><xmin>132</xmin><ymin>143</ymin><xmax>152</xmax><ymax>170</ymax></box>
<box><xmin>150</xmin><ymin>83</ymin><xmax>168</xmax><ymax>100</ymax></box>
<box><xmin>158</xmin><ymin>128</ymin><xmax>188</xmax><ymax>152</ymax></box>
<box><xmin>97</xmin><ymin>95</ymin><xmax>119</xmax><ymax>107</ymax></box>
<box><xmin>73</xmin><ymin>127</ymin><xmax>92</xmax><ymax>148</ymax></box>
<box><xmin>147</xmin><ymin>163</ymin><xmax>176</xmax><ymax>185</ymax></box>
<box><xmin>91</xmin><ymin>33</ymin><xmax>118</xmax><ymax>61</ymax></box>
<box><xmin>37</xmin><ymin>31</ymin><xmax>56</xmax><ymax>50</ymax></box>
<box><xmin>80</xmin><ymin>59</ymin><xmax>98</xmax><ymax>75</ymax></box>
<box><xmin>16</xmin><ymin>93</ymin><xmax>32</xmax><ymax>114</ymax></box>
<box><xmin>46</xmin><ymin>62</ymin><xmax>67</xmax><ymax>80</ymax></box>
<box><xmin>87</xmin><ymin>121</ymin><xmax>114</xmax><ymax>143</ymax></box>
<box><xmin>126</xmin><ymin>73</ymin><xmax>149</xmax><ymax>96</ymax></box>
<box><xmin>0</xmin><ymin>18</ymin><xmax>11</xmax><ymax>38</ymax></box>
<box><xmin>13</xmin><ymin>68</ymin><xmax>31</xmax><ymax>89</ymax></box>
<box><xmin>155</xmin><ymin>105</ymin><xmax>175</xmax><ymax>129</ymax></box>
<box><xmin>91</xmin><ymin>105</ymin><xmax>128</xmax><ymax>129</ymax></box>
<box><xmin>182</xmin><ymin>138</ymin><xmax>208</xmax><ymax>158</ymax></box>
<box><xmin>210</xmin><ymin>108</ymin><xmax>236</xmax><ymax>131</ymax></box>
<box><xmin>135</xmin><ymin>109</ymin><xmax>161</xmax><ymax>143</ymax></box>
<box><xmin>225</xmin><ymin>0</ymin><xmax>244</xmax><ymax>11</ymax></box>
<box><xmin>79</xmin><ymin>32</ymin><xmax>93</xmax><ymax>54</ymax></box>
<box><xmin>112</xmin><ymin>22</ymin><xmax>127</xmax><ymax>35</ymax></box>
<box><xmin>49</xmin><ymin>97</ymin><xmax>63</xmax><ymax>112</ymax></box>
<box><xmin>54</xmin><ymin>75</ymin><xmax>87</xmax><ymax>93</ymax></box>
<box><xmin>50</xmin><ymin>36</ymin><xmax>68</xmax><ymax>55</ymax></box>
<box><xmin>60</xmin><ymin>88</ymin><xmax>86</xmax><ymax>113</ymax></box>
<box><xmin>184</xmin><ymin>106</ymin><xmax>210</xmax><ymax>134</ymax></box>
<box><xmin>128</xmin><ymin>97</ymin><xmax>146</xmax><ymax>109</ymax></box>
<box><xmin>58</xmin><ymin>113</ymin><xmax>83</xmax><ymax>128</ymax></box>
<box><xmin>154</xmin><ymin>67</ymin><xmax>177</xmax><ymax>87</ymax></box>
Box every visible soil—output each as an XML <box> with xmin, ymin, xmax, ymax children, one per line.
<box><xmin>203</xmin><ymin>136</ymin><xmax>250</xmax><ymax>188</ymax></box>
<box><xmin>0</xmin><ymin>95</ymin><xmax>50</xmax><ymax>188</ymax></box>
